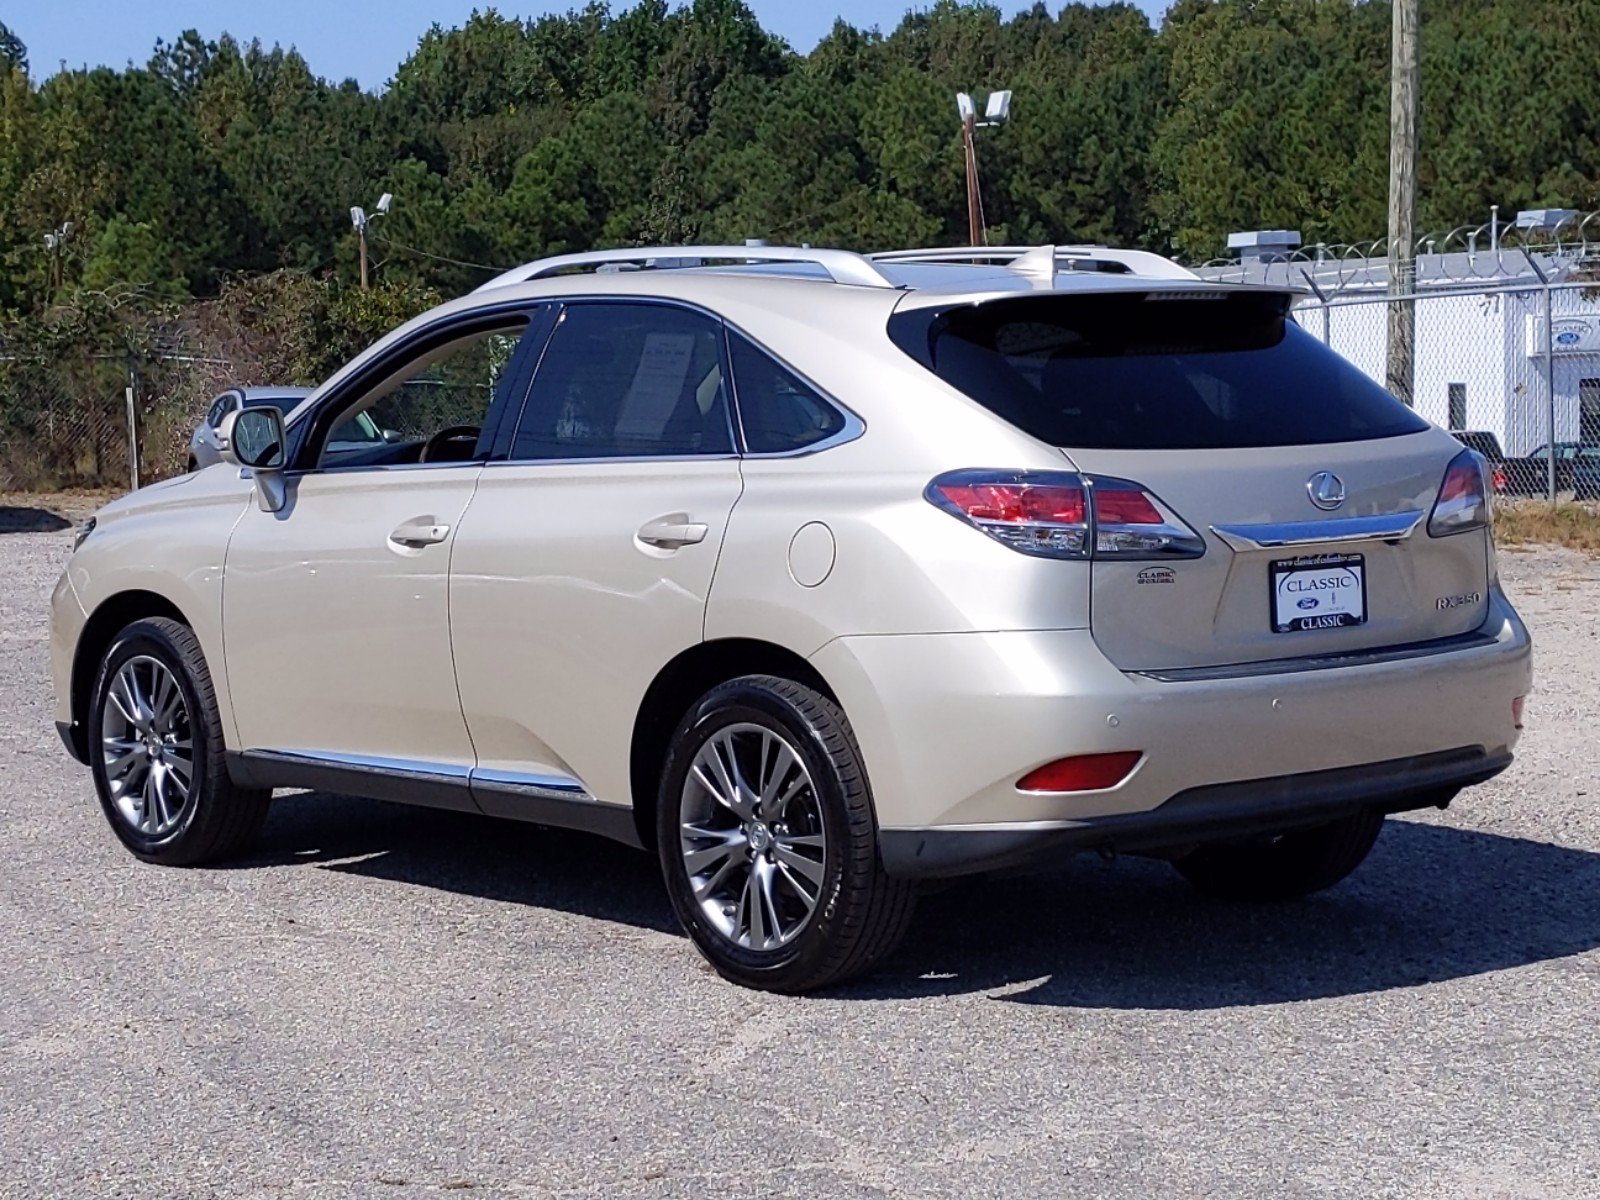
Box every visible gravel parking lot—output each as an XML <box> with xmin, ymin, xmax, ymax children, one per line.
<box><xmin>2</xmin><ymin>504</ymin><xmax>1598</xmax><ymax>1200</ymax></box>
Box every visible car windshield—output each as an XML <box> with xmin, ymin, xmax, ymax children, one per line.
<box><xmin>244</xmin><ymin>394</ymin><xmax>306</xmax><ymax>414</ymax></box>
<box><xmin>889</xmin><ymin>291</ymin><xmax>1431</xmax><ymax>450</ymax></box>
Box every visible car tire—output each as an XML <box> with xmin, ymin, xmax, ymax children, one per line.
<box><xmin>88</xmin><ymin>617</ymin><xmax>271</xmax><ymax>866</ymax></box>
<box><xmin>1171</xmin><ymin>809</ymin><xmax>1385</xmax><ymax>902</ymax></box>
<box><xmin>657</xmin><ymin>675</ymin><xmax>916</xmax><ymax>993</ymax></box>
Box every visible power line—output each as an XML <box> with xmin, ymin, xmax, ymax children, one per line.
<box><xmin>368</xmin><ymin>232</ymin><xmax>507</xmax><ymax>274</ymax></box>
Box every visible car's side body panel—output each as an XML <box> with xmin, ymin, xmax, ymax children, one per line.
<box><xmin>450</xmin><ymin>457</ymin><xmax>743</xmax><ymax>808</ymax></box>
<box><xmin>223</xmin><ymin>466</ymin><xmax>485</xmax><ymax>769</ymax></box>
<box><xmin>52</xmin><ymin>470</ymin><xmax>253</xmax><ymax>748</ymax></box>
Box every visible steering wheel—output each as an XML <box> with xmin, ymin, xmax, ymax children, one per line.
<box><xmin>419</xmin><ymin>425</ymin><xmax>483</xmax><ymax>464</ymax></box>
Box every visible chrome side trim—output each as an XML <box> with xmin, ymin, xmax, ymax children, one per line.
<box><xmin>1210</xmin><ymin>510</ymin><xmax>1425</xmax><ymax>551</ymax></box>
<box><xmin>276</xmin><ymin>750</ymin><xmax>470</xmax><ymax>778</ymax></box>
<box><xmin>470</xmin><ymin>767</ymin><xmax>588</xmax><ymax>797</ymax></box>
<box><xmin>228</xmin><ymin>749</ymin><xmax>478</xmax><ymax>814</ymax></box>
<box><xmin>225</xmin><ymin>751</ymin><xmax>643</xmax><ymax>848</ymax></box>
<box><xmin>469</xmin><ymin>770</ymin><xmax>640</xmax><ymax>846</ymax></box>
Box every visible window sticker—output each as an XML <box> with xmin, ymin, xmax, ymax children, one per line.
<box><xmin>614</xmin><ymin>332</ymin><xmax>696</xmax><ymax>439</ymax></box>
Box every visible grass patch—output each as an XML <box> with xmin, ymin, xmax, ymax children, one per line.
<box><xmin>1494</xmin><ymin>501</ymin><xmax>1600</xmax><ymax>554</ymax></box>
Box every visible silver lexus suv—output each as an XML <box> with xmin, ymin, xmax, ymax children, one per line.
<box><xmin>51</xmin><ymin>244</ymin><xmax>1532</xmax><ymax>992</ymax></box>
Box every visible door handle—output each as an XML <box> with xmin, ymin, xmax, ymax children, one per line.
<box><xmin>389</xmin><ymin>518</ymin><xmax>452</xmax><ymax>548</ymax></box>
<box><xmin>637</xmin><ymin>516</ymin><xmax>709</xmax><ymax>549</ymax></box>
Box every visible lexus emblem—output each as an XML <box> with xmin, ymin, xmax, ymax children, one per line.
<box><xmin>1307</xmin><ymin>471</ymin><xmax>1346</xmax><ymax>511</ymax></box>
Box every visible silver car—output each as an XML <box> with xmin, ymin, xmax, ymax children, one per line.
<box><xmin>54</xmin><ymin>244</ymin><xmax>1532</xmax><ymax>992</ymax></box>
<box><xmin>189</xmin><ymin>387</ymin><xmax>396</xmax><ymax>471</ymax></box>
<box><xmin>187</xmin><ymin>388</ymin><xmax>311</xmax><ymax>471</ymax></box>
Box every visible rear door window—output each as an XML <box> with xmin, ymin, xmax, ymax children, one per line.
<box><xmin>890</xmin><ymin>292</ymin><xmax>1429</xmax><ymax>450</ymax></box>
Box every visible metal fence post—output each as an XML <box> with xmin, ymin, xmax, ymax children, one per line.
<box><xmin>1541</xmin><ymin>282</ymin><xmax>1556</xmax><ymax>503</ymax></box>
<box><xmin>125</xmin><ymin>358</ymin><xmax>140</xmax><ymax>492</ymax></box>
<box><xmin>1517</xmin><ymin>249</ymin><xmax>1558</xmax><ymax>503</ymax></box>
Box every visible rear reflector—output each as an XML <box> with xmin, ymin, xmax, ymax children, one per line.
<box><xmin>1017</xmin><ymin>751</ymin><xmax>1143</xmax><ymax>793</ymax></box>
<box><xmin>1512</xmin><ymin>695</ymin><xmax>1525</xmax><ymax>730</ymax></box>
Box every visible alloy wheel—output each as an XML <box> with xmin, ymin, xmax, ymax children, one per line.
<box><xmin>99</xmin><ymin>655</ymin><xmax>196</xmax><ymax>839</ymax></box>
<box><xmin>678</xmin><ymin>722</ymin><xmax>828</xmax><ymax>951</ymax></box>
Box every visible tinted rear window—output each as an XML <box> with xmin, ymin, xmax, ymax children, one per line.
<box><xmin>890</xmin><ymin>292</ymin><xmax>1429</xmax><ymax>450</ymax></box>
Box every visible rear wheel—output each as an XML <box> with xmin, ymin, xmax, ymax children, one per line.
<box><xmin>657</xmin><ymin>675</ymin><xmax>915</xmax><ymax>992</ymax></box>
<box><xmin>89</xmin><ymin>618</ymin><xmax>270</xmax><ymax>865</ymax></box>
<box><xmin>1171</xmin><ymin>809</ymin><xmax>1385</xmax><ymax>901</ymax></box>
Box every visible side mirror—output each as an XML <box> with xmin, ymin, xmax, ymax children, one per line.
<box><xmin>219</xmin><ymin>407</ymin><xmax>289</xmax><ymax>512</ymax></box>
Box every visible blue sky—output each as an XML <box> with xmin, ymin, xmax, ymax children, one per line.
<box><xmin>7</xmin><ymin>1</ymin><xmax>1168</xmax><ymax>89</ymax></box>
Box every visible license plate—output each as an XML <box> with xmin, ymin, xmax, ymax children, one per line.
<box><xmin>1270</xmin><ymin>553</ymin><xmax>1367</xmax><ymax>633</ymax></box>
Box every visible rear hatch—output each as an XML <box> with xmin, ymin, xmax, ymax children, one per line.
<box><xmin>892</xmin><ymin>287</ymin><xmax>1491</xmax><ymax>672</ymax></box>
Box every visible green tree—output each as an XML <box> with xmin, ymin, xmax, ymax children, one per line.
<box><xmin>0</xmin><ymin>21</ymin><xmax>25</xmax><ymax>76</ymax></box>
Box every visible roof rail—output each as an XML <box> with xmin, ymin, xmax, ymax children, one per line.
<box><xmin>474</xmin><ymin>245</ymin><xmax>897</xmax><ymax>292</ymax></box>
<box><xmin>868</xmin><ymin>245</ymin><xmax>1198</xmax><ymax>282</ymax></box>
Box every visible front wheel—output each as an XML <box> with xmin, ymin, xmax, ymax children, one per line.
<box><xmin>1171</xmin><ymin>809</ymin><xmax>1385</xmax><ymax>902</ymax></box>
<box><xmin>88</xmin><ymin>617</ymin><xmax>271</xmax><ymax>865</ymax></box>
<box><xmin>657</xmin><ymin>675</ymin><xmax>915</xmax><ymax>992</ymax></box>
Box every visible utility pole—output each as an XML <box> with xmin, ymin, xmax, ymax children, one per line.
<box><xmin>961</xmin><ymin>103</ymin><xmax>983</xmax><ymax>246</ymax></box>
<box><xmin>43</xmin><ymin>221</ymin><xmax>73</xmax><ymax>302</ymax></box>
<box><xmin>1386</xmin><ymin>0</ymin><xmax>1419</xmax><ymax>405</ymax></box>
<box><xmin>350</xmin><ymin>193</ymin><xmax>393</xmax><ymax>290</ymax></box>
<box><xmin>955</xmin><ymin>91</ymin><xmax>1011</xmax><ymax>249</ymax></box>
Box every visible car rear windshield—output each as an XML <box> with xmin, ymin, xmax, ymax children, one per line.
<box><xmin>889</xmin><ymin>291</ymin><xmax>1429</xmax><ymax>450</ymax></box>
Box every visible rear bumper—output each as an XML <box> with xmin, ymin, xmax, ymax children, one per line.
<box><xmin>812</xmin><ymin>587</ymin><xmax>1531</xmax><ymax>878</ymax></box>
<box><xmin>879</xmin><ymin>745</ymin><xmax>1510</xmax><ymax>878</ymax></box>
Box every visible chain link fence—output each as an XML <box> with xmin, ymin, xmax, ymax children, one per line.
<box><xmin>0</xmin><ymin>350</ymin><xmax>237</xmax><ymax>493</ymax></box>
<box><xmin>1293</xmin><ymin>279</ymin><xmax>1600</xmax><ymax>501</ymax></box>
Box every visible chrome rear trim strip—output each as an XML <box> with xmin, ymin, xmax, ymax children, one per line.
<box><xmin>1210</xmin><ymin>510</ymin><xmax>1425</xmax><ymax>551</ymax></box>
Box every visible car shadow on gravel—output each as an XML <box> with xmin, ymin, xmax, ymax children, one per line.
<box><xmin>0</xmin><ymin>507</ymin><xmax>70</xmax><ymax>534</ymax></box>
<box><xmin>234</xmin><ymin>790</ymin><xmax>677</xmax><ymax>934</ymax></box>
<box><xmin>234</xmin><ymin>798</ymin><xmax>1600</xmax><ymax>1008</ymax></box>
<box><xmin>848</xmin><ymin>817</ymin><xmax>1600</xmax><ymax>1008</ymax></box>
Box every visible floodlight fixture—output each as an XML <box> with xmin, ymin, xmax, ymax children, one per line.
<box><xmin>351</xmin><ymin>206</ymin><xmax>367</xmax><ymax>231</ymax></box>
<box><xmin>983</xmin><ymin>90</ymin><xmax>1012</xmax><ymax>124</ymax></box>
<box><xmin>376</xmin><ymin>193</ymin><xmax>393</xmax><ymax>216</ymax></box>
<box><xmin>955</xmin><ymin>92</ymin><xmax>975</xmax><ymax>122</ymax></box>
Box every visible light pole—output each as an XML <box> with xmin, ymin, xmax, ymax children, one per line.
<box><xmin>42</xmin><ymin>221</ymin><xmax>74</xmax><ymax>300</ymax></box>
<box><xmin>350</xmin><ymin>192</ymin><xmax>392</xmax><ymax>290</ymax></box>
<box><xmin>955</xmin><ymin>90</ymin><xmax>1011</xmax><ymax>247</ymax></box>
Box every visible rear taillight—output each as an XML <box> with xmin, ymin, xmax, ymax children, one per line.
<box><xmin>1428</xmin><ymin>449</ymin><xmax>1491</xmax><ymax>537</ymax></box>
<box><xmin>1491</xmin><ymin>465</ymin><xmax>1508</xmax><ymax>494</ymax></box>
<box><xmin>926</xmin><ymin>470</ymin><xmax>1205</xmax><ymax>561</ymax></box>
